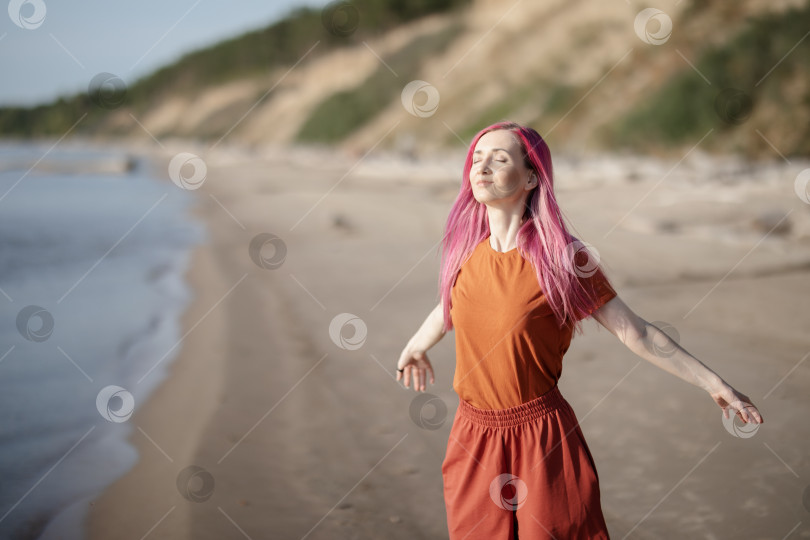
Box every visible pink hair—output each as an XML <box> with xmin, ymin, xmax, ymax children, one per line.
<box><xmin>438</xmin><ymin>121</ymin><xmax>614</xmax><ymax>336</ymax></box>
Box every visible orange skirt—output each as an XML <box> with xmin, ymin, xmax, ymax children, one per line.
<box><xmin>441</xmin><ymin>385</ymin><xmax>610</xmax><ymax>539</ymax></box>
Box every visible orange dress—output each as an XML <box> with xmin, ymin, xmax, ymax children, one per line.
<box><xmin>441</xmin><ymin>235</ymin><xmax>617</xmax><ymax>539</ymax></box>
<box><xmin>449</xmin><ymin>235</ymin><xmax>617</xmax><ymax>409</ymax></box>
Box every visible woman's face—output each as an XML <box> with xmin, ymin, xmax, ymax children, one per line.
<box><xmin>470</xmin><ymin>129</ymin><xmax>536</xmax><ymax>206</ymax></box>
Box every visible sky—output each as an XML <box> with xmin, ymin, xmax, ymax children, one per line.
<box><xmin>0</xmin><ymin>0</ymin><xmax>330</xmax><ymax>106</ymax></box>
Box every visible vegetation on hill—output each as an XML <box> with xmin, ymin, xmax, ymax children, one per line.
<box><xmin>296</xmin><ymin>20</ymin><xmax>463</xmax><ymax>143</ymax></box>
<box><xmin>608</xmin><ymin>3</ymin><xmax>810</xmax><ymax>156</ymax></box>
<box><xmin>0</xmin><ymin>0</ymin><xmax>470</xmax><ymax>137</ymax></box>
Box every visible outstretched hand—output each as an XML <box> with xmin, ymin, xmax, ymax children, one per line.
<box><xmin>710</xmin><ymin>383</ymin><xmax>764</xmax><ymax>424</ymax></box>
<box><xmin>396</xmin><ymin>348</ymin><xmax>435</xmax><ymax>392</ymax></box>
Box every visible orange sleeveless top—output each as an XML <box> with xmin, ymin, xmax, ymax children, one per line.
<box><xmin>449</xmin><ymin>236</ymin><xmax>617</xmax><ymax>410</ymax></box>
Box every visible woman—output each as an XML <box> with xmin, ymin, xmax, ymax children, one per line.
<box><xmin>395</xmin><ymin>121</ymin><xmax>764</xmax><ymax>539</ymax></box>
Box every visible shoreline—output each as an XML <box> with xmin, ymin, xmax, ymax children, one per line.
<box><xmin>82</xmin><ymin>154</ymin><xmax>226</xmax><ymax>538</ymax></box>
<box><xmin>0</xmin><ymin>141</ymin><xmax>207</xmax><ymax>540</ymax></box>
<box><xmin>85</xmin><ymin>240</ymin><xmax>228</xmax><ymax>538</ymax></box>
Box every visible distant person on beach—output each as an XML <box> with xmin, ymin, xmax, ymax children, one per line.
<box><xmin>395</xmin><ymin>121</ymin><xmax>764</xmax><ymax>539</ymax></box>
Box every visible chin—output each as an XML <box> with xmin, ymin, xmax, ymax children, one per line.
<box><xmin>472</xmin><ymin>193</ymin><xmax>493</xmax><ymax>204</ymax></box>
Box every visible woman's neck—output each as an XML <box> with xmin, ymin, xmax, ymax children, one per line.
<box><xmin>486</xmin><ymin>205</ymin><xmax>525</xmax><ymax>252</ymax></box>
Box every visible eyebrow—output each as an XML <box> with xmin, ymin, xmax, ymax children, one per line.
<box><xmin>473</xmin><ymin>148</ymin><xmax>509</xmax><ymax>154</ymax></box>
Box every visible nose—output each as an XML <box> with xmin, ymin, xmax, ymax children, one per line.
<box><xmin>476</xmin><ymin>156</ymin><xmax>492</xmax><ymax>174</ymax></box>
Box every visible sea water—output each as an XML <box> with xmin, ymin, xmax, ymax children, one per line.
<box><xmin>0</xmin><ymin>141</ymin><xmax>206</xmax><ymax>539</ymax></box>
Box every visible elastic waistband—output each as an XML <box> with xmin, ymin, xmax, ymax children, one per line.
<box><xmin>457</xmin><ymin>385</ymin><xmax>569</xmax><ymax>428</ymax></box>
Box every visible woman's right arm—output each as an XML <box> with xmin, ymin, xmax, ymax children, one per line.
<box><xmin>406</xmin><ymin>301</ymin><xmax>447</xmax><ymax>353</ymax></box>
<box><xmin>396</xmin><ymin>302</ymin><xmax>447</xmax><ymax>391</ymax></box>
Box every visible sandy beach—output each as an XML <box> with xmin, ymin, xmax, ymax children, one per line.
<box><xmin>85</xmin><ymin>143</ymin><xmax>810</xmax><ymax>539</ymax></box>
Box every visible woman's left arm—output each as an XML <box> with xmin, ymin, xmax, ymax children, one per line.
<box><xmin>591</xmin><ymin>295</ymin><xmax>764</xmax><ymax>425</ymax></box>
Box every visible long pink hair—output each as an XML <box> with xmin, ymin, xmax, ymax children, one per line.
<box><xmin>438</xmin><ymin>121</ymin><xmax>614</xmax><ymax>336</ymax></box>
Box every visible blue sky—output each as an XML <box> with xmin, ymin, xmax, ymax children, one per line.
<box><xmin>0</xmin><ymin>0</ymin><xmax>330</xmax><ymax>106</ymax></box>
